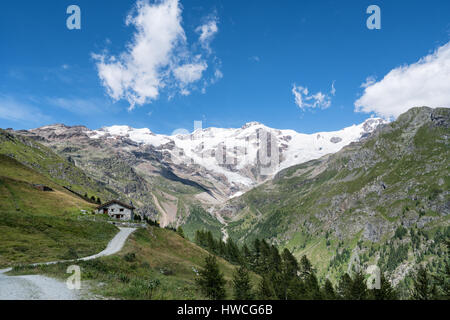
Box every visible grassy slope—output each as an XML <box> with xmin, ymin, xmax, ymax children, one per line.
<box><xmin>11</xmin><ymin>226</ymin><xmax>260</xmax><ymax>300</ymax></box>
<box><xmin>0</xmin><ymin>154</ymin><xmax>118</xmax><ymax>267</ymax></box>
<box><xmin>0</xmin><ymin>129</ymin><xmax>118</xmax><ymax>201</ymax></box>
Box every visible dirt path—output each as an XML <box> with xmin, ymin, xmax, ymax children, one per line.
<box><xmin>0</xmin><ymin>227</ymin><xmax>136</xmax><ymax>300</ymax></box>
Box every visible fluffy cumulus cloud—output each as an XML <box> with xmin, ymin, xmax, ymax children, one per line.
<box><xmin>292</xmin><ymin>82</ymin><xmax>335</xmax><ymax>111</ymax></box>
<box><xmin>355</xmin><ymin>42</ymin><xmax>450</xmax><ymax>119</ymax></box>
<box><xmin>93</xmin><ymin>0</ymin><xmax>220</xmax><ymax>110</ymax></box>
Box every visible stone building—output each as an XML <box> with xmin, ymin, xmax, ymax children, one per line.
<box><xmin>96</xmin><ymin>200</ymin><xmax>135</xmax><ymax>221</ymax></box>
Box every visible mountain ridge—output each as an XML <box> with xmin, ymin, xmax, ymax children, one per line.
<box><xmin>11</xmin><ymin>117</ymin><xmax>385</xmax><ymax>228</ymax></box>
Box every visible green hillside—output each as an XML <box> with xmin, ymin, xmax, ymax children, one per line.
<box><xmin>0</xmin><ymin>153</ymin><xmax>117</xmax><ymax>267</ymax></box>
<box><xmin>0</xmin><ymin>129</ymin><xmax>118</xmax><ymax>202</ymax></box>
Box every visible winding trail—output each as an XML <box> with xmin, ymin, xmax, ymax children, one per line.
<box><xmin>0</xmin><ymin>227</ymin><xmax>136</xmax><ymax>300</ymax></box>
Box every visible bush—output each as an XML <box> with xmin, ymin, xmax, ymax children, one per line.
<box><xmin>124</xmin><ymin>252</ymin><xmax>137</xmax><ymax>262</ymax></box>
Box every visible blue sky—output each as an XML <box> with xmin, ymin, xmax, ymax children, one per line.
<box><xmin>1</xmin><ymin>0</ymin><xmax>449</xmax><ymax>135</ymax></box>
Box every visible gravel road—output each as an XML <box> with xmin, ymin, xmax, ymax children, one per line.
<box><xmin>0</xmin><ymin>227</ymin><xmax>136</xmax><ymax>300</ymax></box>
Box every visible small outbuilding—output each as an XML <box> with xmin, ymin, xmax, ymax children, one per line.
<box><xmin>96</xmin><ymin>200</ymin><xmax>135</xmax><ymax>221</ymax></box>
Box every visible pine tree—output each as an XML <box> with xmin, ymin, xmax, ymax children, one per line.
<box><xmin>258</xmin><ymin>240</ymin><xmax>272</xmax><ymax>274</ymax></box>
<box><xmin>226</xmin><ymin>238</ymin><xmax>241</xmax><ymax>264</ymax></box>
<box><xmin>269</xmin><ymin>245</ymin><xmax>282</xmax><ymax>273</ymax></box>
<box><xmin>299</xmin><ymin>255</ymin><xmax>312</xmax><ymax>280</ymax></box>
<box><xmin>232</xmin><ymin>266</ymin><xmax>254</xmax><ymax>300</ymax></box>
<box><xmin>337</xmin><ymin>273</ymin><xmax>353</xmax><ymax>299</ymax></box>
<box><xmin>304</xmin><ymin>273</ymin><xmax>322</xmax><ymax>300</ymax></box>
<box><xmin>282</xmin><ymin>249</ymin><xmax>299</xmax><ymax>278</ymax></box>
<box><xmin>196</xmin><ymin>255</ymin><xmax>227</xmax><ymax>300</ymax></box>
<box><xmin>252</xmin><ymin>239</ymin><xmax>261</xmax><ymax>271</ymax></box>
<box><xmin>411</xmin><ymin>266</ymin><xmax>437</xmax><ymax>300</ymax></box>
<box><xmin>241</xmin><ymin>244</ymin><xmax>252</xmax><ymax>268</ymax></box>
<box><xmin>257</xmin><ymin>275</ymin><xmax>277</xmax><ymax>300</ymax></box>
<box><xmin>322</xmin><ymin>279</ymin><xmax>336</xmax><ymax>300</ymax></box>
<box><xmin>349</xmin><ymin>270</ymin><xmax>368</xmax><ymax>300</ymax></box>
<box><xmin>206</xmin><ymin>231</ymin><xmax>217</xmax><ymax>254</ymax></box>
<box><xmin>286</xmin><ymin>277</ymin><xmax>306</xmax><ymax>300</ymax></box>
<box><xmin>433</xmin><ymin>239</ymin><xmax>450</xmax><ymax>299</ymax></box>
<box><xmin>279</xmin><ymin>249</ymin><xmax>299</xmax><ymax>299</ymax></box>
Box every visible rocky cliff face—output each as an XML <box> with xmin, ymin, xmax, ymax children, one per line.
<box><xmin>215</xmin><ymin>107</ymin><xmax>449</xmax><ymax>284</ymax></box>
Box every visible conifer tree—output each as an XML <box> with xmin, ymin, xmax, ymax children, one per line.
<box><xmin>241</xmin><ymin>244</ymin><xmax>252</xmax><ymax>268</ymax></box>
<box><xmin>269</xmin><ymin>245</ymin><xmax>282</xmax><ymax>273</ymax></box>
<box><xmin>299</xmin><ymin>255</ymin><xmax>313</xmax><ymax>280</ymax></box>
<box><xmin>411</xmin><ymin>266</ymin><xmax>437</xmax><ymax>300</ymax></box>
<box><xmin>322</xmin><ymin>279</ymin><xmax>336</xmax><ymax>300</ymax></box>
<box><xmin>337</xmin><ymin>273</ymin><xmax>353</xmax><ymax>299</ymax></box>
<box><xmin>257</xmin><ymin>275</ymin><xmax>277</xmax><ymax>300</ymax></box>
<box><xmin>196</xmin><ymin>255</ymin><xmax>227</xmax><ymax>300</ymax></box>
<box><xmin>226</xmin><ymin>238</ymin><xmax>241</xmax><ymax>264</ymax></box>
<box><xmin>232</xmin><ymin>266</ymin><xmax>254</xmax><ymax>300</ymax></box>
<box><xmin>286</xmin><ymin>276</ymin><xmax>306</xmax><ymax>300</ymax></box>
<box><xmin>279</xmin><ymin>249</ymin><xmax>299</xmax><ymax>299</ymax></box>
<box><xmin>349</xmin><ymin>270</ymin><xmax>368</xmax><ymax>300</ymax></box>
<box><xmin>282</xmin><ymin>249</ymin><xmax>299</xmax><ymax>278</ymax></box>
<box><xmin>304</xmin><ymin>273</ymin><xmax>322</xmax><ymax>300</ymax></box>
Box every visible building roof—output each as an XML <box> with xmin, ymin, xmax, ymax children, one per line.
<box><xmin>97</xmin><ymin>200</ymin><xmax>136</xmax><ymax>210</ymax></box>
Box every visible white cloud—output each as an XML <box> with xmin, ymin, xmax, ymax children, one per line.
<box><xmin>93</xmin><ymin>0</ymin><xmax>220</xmax><ymax>110</ymax></box>
<box><xmin>173</xmin><ymin>61</ymin><xmax>207</xmax><ymax>84</ymax></box>
<box><xmin>196</xmin><ymin>18</ymin><xmax>218</xmax><ymax>53</ymax></box>
<box><xmin>331</xmin><ymin>81</ymin><xmax>336</xmax><ymax>96</ymax></box>
<box><xmin>292</xmin><ymin>82</ymin><xmax>335</xmax><ymax>111</ymax></box>
<box><xmin>355</xmin><ymin>42</ymin><xmax>450</xmax><ymax>119</ymax></box>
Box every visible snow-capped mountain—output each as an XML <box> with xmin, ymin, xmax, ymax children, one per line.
<box><xmin>86</xmin><ymin>118</ymin><xmax>386</xmax><ymax>196</ymax></box>
<box><xmin>16</xmin><ymin>118</ymin><xmax>386</xmax><ymax>225</ymax></box>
